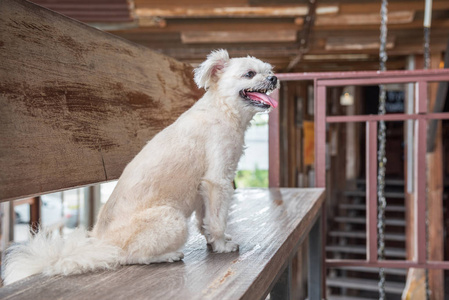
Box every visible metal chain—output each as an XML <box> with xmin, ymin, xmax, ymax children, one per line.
<box><xmin>423</xmin><ymin>25</ymin><xmax>431</xmax><ymax>300</ymax></box>
<box><xmin>378</xmin><ymin>0</ymin><xmax>388</xmax><ymax>299</ymax></box>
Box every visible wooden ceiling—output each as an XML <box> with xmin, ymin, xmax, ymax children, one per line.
<box><xmin>35</xmin><ymin>0</ymin><xmax>449</xmax><ymax>72</ymax></box>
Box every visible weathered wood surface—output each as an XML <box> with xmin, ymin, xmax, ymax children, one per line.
<box><xmin>0</xmin><ymin>0</ymin><xmax>203</xmax><ymax>202</ymax></box>
<box><xmin>0</xmin><ymin>188</ymin><xmax>325</xmax><ymax>300</ymax></box>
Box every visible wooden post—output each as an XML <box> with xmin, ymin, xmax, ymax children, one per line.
<box><xmin>29</xmin><ymin>197</ymin><xmax>41</xmax><ymax>233</ymax></box>
<box><xmin>426</xmin><ymin>51</ymin><xmax>444</xmax><ymax>300</ymax></box>
<box><xmin>308</xmin><ymin>214</ymin><xmax>322</xmax><ymax>300</ymax></box>
<box><xmin>271</xmin><ymin>262</ymin><xmax>292</xmax><ymax>300</ymax></box>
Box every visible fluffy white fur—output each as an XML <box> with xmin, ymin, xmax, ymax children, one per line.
<box><xmin>2</xmin><ymin>49</ymin><xmax>279</xmax><ymax>285</ymax></box>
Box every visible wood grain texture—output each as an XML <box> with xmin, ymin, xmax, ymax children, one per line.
<box><xmin>0</xmin><ymin>0</ymin><xmax>203</xmax><ymax>202</ymax></box>
<box><xmin>0</xmin><ymin>188</ymin><xmax>325</xmax><ymax>300</ymax></box>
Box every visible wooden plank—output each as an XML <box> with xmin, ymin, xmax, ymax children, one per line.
<box><xmin>325</xmin><ymin>37</ymin><xmax>395</xmax><ymax>51</ymax></box>
<box><xmin>0</xmin><ymin>188</ymin><xmax>326</xmax><ymax>300</ymax></box>
<box><xmin>334</xmin><ymin>216</ymin><xmax>406</xmax><ymax>226</ymax></box>
<box><xmin>181</xmin><ymin>30</ymin><xmax>297</xmax><ymax>44</ymax></box>
<box><xmin>338</xmin><ymin>1</ymin><xmax>449</xmax><ymax>14</ymax></box>
<box><xmin>132</xmin><ymin>19</ymin><xmax>303</xmax><ymax>32</ymax></box>
<box><xmin>326</xmin><ymin>245</ymin><xmax>406</xmax><ymax>258</ymax></box>
<box><xmin>333</xmin><ymin>266</ymin><xmax>407</xmax><ymax>276</ymax></box>
<box><xmin>338</xmin><ymin>203</ymin><xmax>405</xmax><ymax>212</ymax></box>
<box><xmin>0</xmin><ymin>0</ymin><xmax>203</xmax><ymax>202</ymax></box>
<box><xmin>328</xmin><ymin>230</ymin><xmax>406</xmax><ymax>242</ymax></box>
<box><xmin>316</xmin><ymin>11</ymin><xmax>415</xmax><ymax>26</ymax></box>
<box><xmin>135</xmin><ymin>5</ymin><xmax>339</xmax><ymax>18</ymax></box>
<box><xmin>427</xmin><ymin>52</ymin><xmax>445</xmax><ymax>300</ymax></box>
<box><xmin>326</xmin><ymin>277</ymin><xmax>405</xmax><ymax>294</ymax></box>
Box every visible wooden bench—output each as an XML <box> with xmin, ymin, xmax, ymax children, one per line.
<box><xmin>0</xmin><ymin>0</ymin><xmax>325</xmax><ymax>299</ymax></box>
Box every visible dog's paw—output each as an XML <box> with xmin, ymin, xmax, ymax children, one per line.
<box><xmin>224</xmin><ymin>233</ymin><xmax>233</xmax><ymax>241</ymax></box>
<box><xmin>211</xmin><ymin>239</ymin><xmax>239</xmax><ymax>253</ymax></box>
<box><xmin>165</xmin><ymin>251</ymin><xmax>185</xmax><ymax>262</ymax></box>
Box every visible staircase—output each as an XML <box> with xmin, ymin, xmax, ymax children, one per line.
<box><xmin>326</xmin><ymin>179</ymin><xmax>407</xmax><ymax>300</ymax></box>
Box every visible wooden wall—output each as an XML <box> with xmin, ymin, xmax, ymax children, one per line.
<box><xmin>0</xmin><ymin>0</ymin><xmax>203</xmax><ymax>202</ymax></box>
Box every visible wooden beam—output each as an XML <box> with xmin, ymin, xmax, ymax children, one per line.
<box><xmin>117</xmin><ymin>19</ymin><xmax>303</xmax><ymax>32</ymax></box>
<box><xmin>325</xmin><ymin>37</ymin><xmax>395</xmax><ymax>51</ymax></box>
<box><xmin>316</xmin><ymin>11</ymin><xmax>415</xmax><ymax>26</ymax></box>
<box><xmin>303</xmin><ymin>54</ymin><xmax>371</xmax><ymax>61</ymax></box>
<box><xmin>135</xmin><ymin>5</ymin><xmax>338</xmax><ymax>18</ymax></box>
<box><xmin>315</xmin><ymin>18</ymin><xmax>449</xmax><ymax>31</ymax></box>
<box><xmin>427</xmin><ymin>51</ymin><xmax>445</xmax><ymax>300</ymax></box>
<box><xmin>0</xmin><ymin>0</ymin><xmax>203</xmax><ymax>202</ymax></box>
<box><xmin>285</xmin><ymin>0</ymin><xmax>317</xmax><ymax>71</ymax></box>
<box><xmin>181</xmin><ymin>30</ymin><xmax>297</xmax><ymax>44</ymax></box>
<box><xmin>338</xmin><ymin>1</ymin><xmax>449</xmax><ymax>14</ymax></box>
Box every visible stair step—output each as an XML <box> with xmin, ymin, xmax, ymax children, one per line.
<box><xmin>326</xmin><ymin>245</ymin><xmax>406</xmax><ymax>258</ymax></box>
<box><xmin>355</xmin><ymin>178</ymin><xmax>405</xmax><ymax>187</ymax></box>
<box><xmin>345</xmin><ymin>190</ymin><xmax>404</xmax><ymax>199</ymax></box>
<box><xmin>334</xmin><ymin>216</ymin><xmax>406</xmax><ymax>226</ymax></box>
<box><xmin>333</xmin><ymin>266</ymin><xmax>407</xmax><ymax>276</ymax></box>
<box><xmin>329</xmin><ymin>231</ymin><xmax>405</xmax><ymax>242</ymax></box>
<box><xmin>339</xmin><ymin>203</ymin><xmax>405</xmax><ymax>212</ymax></box>
<box><xmin>327</xmin><ymin>295</ymin><xmax>377</xmax><ymax>300</ymax></box>
<box><xmin>326</xmin><ymin>277</ymin><xmax>405</xmax><ymax>294</ymax></box>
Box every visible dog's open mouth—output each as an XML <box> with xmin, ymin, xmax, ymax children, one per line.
<box><xmin>239</xmin><ymin>89</ymin><xmax>278</xmax><ymax>109</ymax></box>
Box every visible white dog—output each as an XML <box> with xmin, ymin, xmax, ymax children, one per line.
<box><xmin>3</xmin><ymin>49</ymin><xmax>279</xmax><ymax>285</ymax></box>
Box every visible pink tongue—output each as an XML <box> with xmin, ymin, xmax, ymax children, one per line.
<box><xmin>246</xmin><ymin>92</ymin><xmax>278</xmax><ymax>108</ymax></box>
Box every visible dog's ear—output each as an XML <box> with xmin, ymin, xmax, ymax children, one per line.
<box><xmin>194</xmin><ymin>49</ymin><xmax>229</xmax><ymax>90</ymax></box>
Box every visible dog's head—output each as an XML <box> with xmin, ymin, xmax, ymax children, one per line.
<box><xmin>194</xmin><ymin>49</ymin><xmax>279</xmax><ymax>112</ymax></box>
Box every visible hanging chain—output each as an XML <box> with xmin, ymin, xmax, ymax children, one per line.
<box><xmin>378</xmin><ymin>0</ymin><xmax>388</xmax><ymax>299</ymax></box>
<box><xmin>423</xmin><ymin>24</ymin><xmax>431</xmax><ymax>300</ymax></box>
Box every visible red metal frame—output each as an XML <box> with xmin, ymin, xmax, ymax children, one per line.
<box><xmin>269</xmin><ymin>68</ymin><xmax>449</xmax><ymax>293</ymax></box>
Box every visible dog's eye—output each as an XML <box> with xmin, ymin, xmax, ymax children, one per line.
<box><xmin>244</xmin><ymin>71</ymin><xmax>256</xmax><ymax>79</ymax></box>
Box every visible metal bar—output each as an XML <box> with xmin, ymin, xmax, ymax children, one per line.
<box><xmin>414</xmin><ymin>81</ymin><xmax>427</xmax><ymax>264</ymax></box>
<box><xmin>321</xmin><ymin>206</ymin><xmax>327</xmax><ymax>299</ymax></box>
<box><xmin>270</xmin><ymin>260</ymin><xmax>292</xmax><ymax>300</ymax></box>
<box><xmin>270</xmin><ymin>69</ymin><xmax>449</xmax><ymax>281</ymax></box>
<box><xmin>416</xmin><ymin>81</ymin><xmax>428</xmax><ymax>114</ymax></box>
<box><xmin>314</xmin><ymin>83</ymin><xmax>326</xmax><ymax>188</ymax></box>
<box><xmin>326</xmin><ymin>112</ymin><xmax>449</xmax><ymax>123</ymax></box>
<box><xmin>326</xmin><ymin>259</ymin><xmax>449</xmax><ymax>269</ymax></box>
<box><xmin>269</xmin><ymin>89</ymin><xmax>281</xmax><ymax>188</ymax></box>
<box><xmin>318</xmin><ymin>74</ymin><xmax>449</xmax><ymax>87</ymax></box>
<box><xmin>414</xmin><ymin>122</ymin><xmax>427</xmax><ymax>264</ymax></box>
<box><xmin>276</xmin><ymin>68</ymin><xmax>449</xmax><ymax>82</ymax></box>
<box><xmin>314</xmin><ymin>81</ymin><xmax>327</xmax><ymax>299</ymax></box>
<box><xmin>308</xmin><ymin>214</ymin><xmax>322</xmax><ymax>300</ymax></box>
<box><xmin>366</xmin><ymin>121</ymin><xmax>378</xmax><ymax>263</ymax></box>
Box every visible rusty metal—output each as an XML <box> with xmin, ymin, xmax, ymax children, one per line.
<box><xmin>366</xmin><ymin>121</ymin><xmax>378</xmax><ymax>264</ymax></box>
<box><xmin>269</xmin><ymin>68</ymin><xmax>449</xmax><ymax>295</ymax></box>
<box><xmin>269</xmin><ymin>89</ymin><xmax>281</xmax><ymax>188</ymax></box>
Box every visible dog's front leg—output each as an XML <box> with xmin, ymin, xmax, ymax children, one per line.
<box><xmin>200</xmin><ymin>179</ymin><xmax>238</xmax><ymax>253</ymax></box>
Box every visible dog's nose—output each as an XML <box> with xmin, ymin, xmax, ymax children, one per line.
<box><xmin>267</xmin><ymin>76</ymin><xmax>278</xmax><ymax>85</ymax></box>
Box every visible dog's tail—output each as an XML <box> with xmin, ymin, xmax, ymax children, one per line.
<box><xmin>2</xmin><ymin>228</ymin><xmax>122</xmax><ymax>285</ymax></box>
